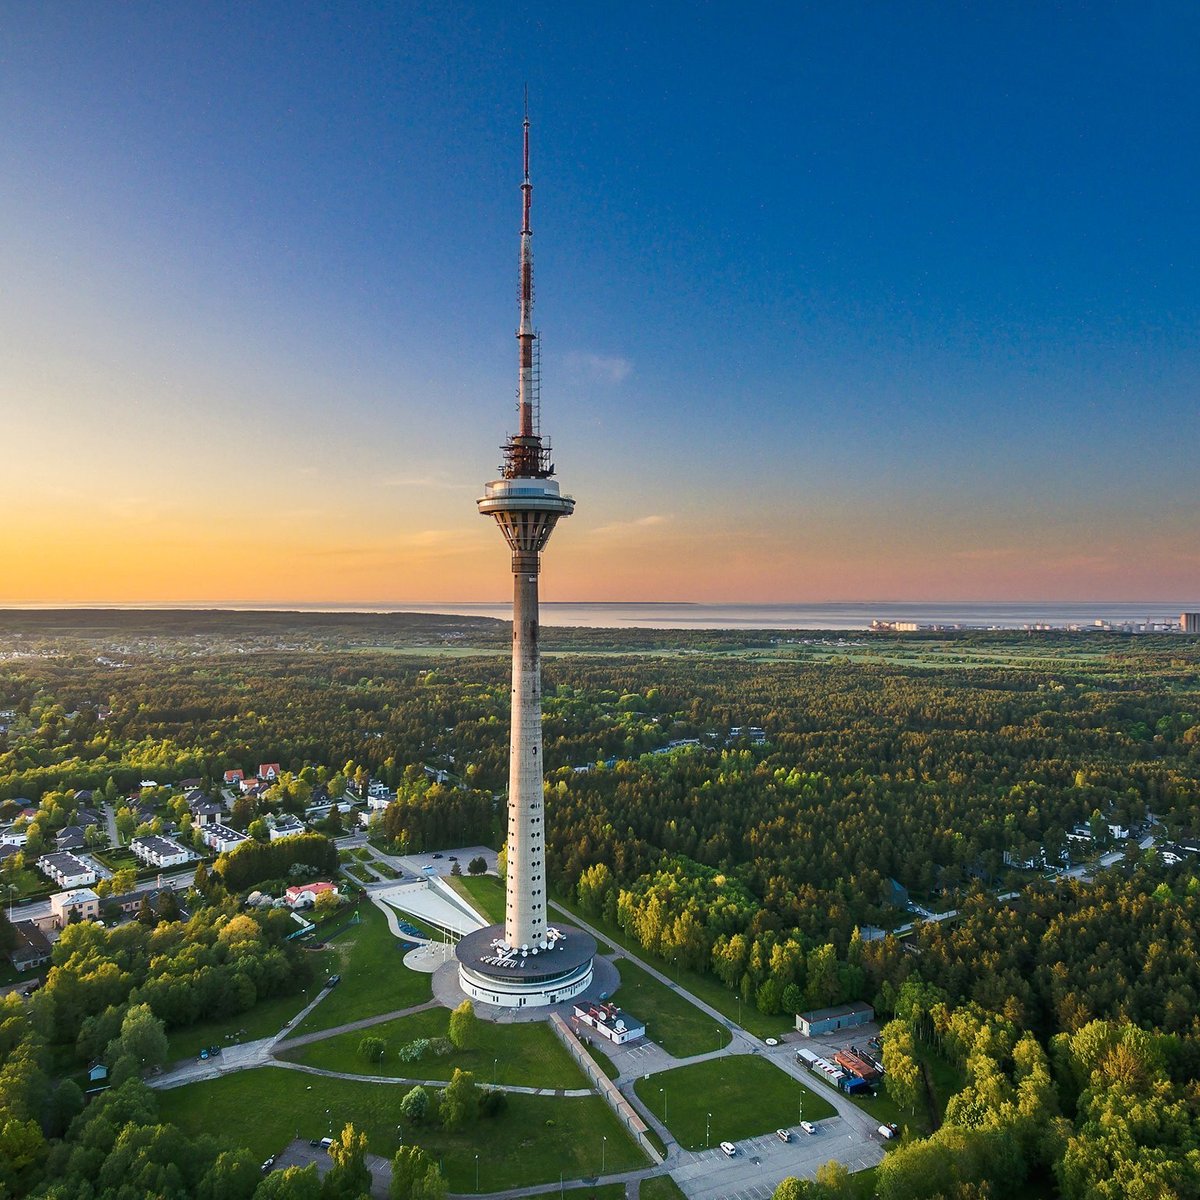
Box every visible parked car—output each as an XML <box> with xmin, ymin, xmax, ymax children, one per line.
<box><xmin>776</xmin><ymin>1128</ymin><xmax>791</xmax><ymax>1142</ymax></box>
<box><xmin>320</xmin><ymin>1137</ymin><xmax>333</xmax><ymax>1151</ymax></box>
<box><xmin>720</xmin><ymin>1141</ymin><xmax>737</xmax><ymax>1157</ymax></box>
<box><xmin>260</xmin><ymin>1156</ymin><xmax>275</xmax><ymax>1173</ymax></box>
<box><xmin>800</xmin><ymin>1121</ymin><xmax>816</xmax><ymax>1135</ymax></box>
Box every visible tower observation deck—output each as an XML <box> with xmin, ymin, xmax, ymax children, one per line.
<box><xmin>455</xmin><ymin>107</ymin><xmax>594</xmax><ymax>1008</ymax></box>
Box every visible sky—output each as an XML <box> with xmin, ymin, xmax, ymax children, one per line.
<box><xmin>1</xmin><ymin>3</ymin><xmax>1197</xmax><ymax>605</ymax></box>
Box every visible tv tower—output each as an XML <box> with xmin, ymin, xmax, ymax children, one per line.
<box><xmin>455</xmin><ymin>104</ymin><xmax>595</xmax><ymax>1007</ymax></box>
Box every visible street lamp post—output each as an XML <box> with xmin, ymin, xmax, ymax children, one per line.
<box><xmin>659</xmin><ymin>1086</ymin><xmax>666</xmax><ymax>1122</ymax></box>
<box><xmin>493</xmin><ymin>1056</ymin><xmax>498</xmax><ymax>1085</ymax></box>
<box><xmin>475</xmin><ymin>1153</ymin><xmax>479</xmax><ymax>1193</ymax></box>
<box><xmin>706</xmin><ymin>1112</ymin><xmax>711</xmax><ymax>1149</ymax></box>
<box><xmin>601</xmin><ymin>1135</ymin><xmax>606</xmax><ymax>1175</ymax></box>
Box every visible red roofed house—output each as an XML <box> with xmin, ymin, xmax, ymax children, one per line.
<box><xmin>258</xmin><ymin>763</ymin><xmax>282</xmax><ymax>782</ymax></box>
<box><xmin>285</xmin><ymin>881</ymin><xmax>339</xmax><ymax>909</ymax></box>
<box><xmin>223</xmin><ymin>769</ymin><xmax>244</xmax><ymax>785</ymax></box>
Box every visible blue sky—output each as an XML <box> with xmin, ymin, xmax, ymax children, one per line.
<box><xmin>1</xmin><ymin>3</ymin><xmax>1197</xmax><ymax>602</ymax></box>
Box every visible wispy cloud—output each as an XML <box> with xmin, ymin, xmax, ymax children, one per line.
<box><xmin>564</xmin><ymin>352</ymin><xmax>633</xmax><ymax>384</ymax></box>
<box><xmin>591</xmin><ymin>514</ymin><xmax>671</xmax><ymax>537</ymax></box>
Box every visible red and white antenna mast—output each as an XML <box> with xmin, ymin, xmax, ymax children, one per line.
<box><xmin>504</xmin><ymin>90</ymin><xmax>551</xmax><ymax>478</ymax></box>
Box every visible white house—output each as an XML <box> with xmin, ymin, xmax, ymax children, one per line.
<box><xmin>130</xmin><ymin>834</ymin><xmax>189</xmax><ymax>869</ymax></box>
<box><xmin>0</xmin><ymin>828</ymin><xmax>27</xmax><ymax>847</ymax></box>
<box><xmin>37</xmin><ymin>851</ymin><xmax>98</xmax><ymax>889</ymax></box>
<box><xmin>366</xmin><ymin>793</ymin><xmax>392</xmax><ymax>812</ymax></box>
<box><xmin>268</xmin><ymin>814</ymin><xmax>305</xmax><ymax>841</ymax></box>
<box><xmin>201</xmin><ymin>824</ymin><xmax>249</xmax><ymax>854</ymax></box>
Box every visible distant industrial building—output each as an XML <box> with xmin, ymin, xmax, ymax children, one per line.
<box><xmin>1183</xmin><ymin>613</ymin><xmax>1200</xmax><ymax>634</ymax></box>
<box><xmin>795</xmin><ymin>1002</ymin><xmax>875</xmax><ymax>1037</ymax></box>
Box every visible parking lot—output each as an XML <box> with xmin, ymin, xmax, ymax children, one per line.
<box><xmin>669</xmin><ymin>1117</ymin><xmax>885</xmax><ymax>1200</ymax></box>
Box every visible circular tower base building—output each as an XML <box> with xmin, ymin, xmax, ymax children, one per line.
<box><xmin>455</xmin><ymin>923</ymin><xmax>595</xmax><ymax>1009</ymax></box>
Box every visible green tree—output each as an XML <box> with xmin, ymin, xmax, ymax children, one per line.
<box><xmin>358</xmin><ymin>1036</ymin><xmax>386</xmax><ymax>1065</ymax></box>
<box><xmin>448</xmin><ymin>999</ymin><xmax>477</xmax><ymax>1050</ymax></box>
<box><xmin>254</xmin><ymin>1164</ymin><xmax>323</xmax><ymax>1199</ymax></box>
<box><xmin>323</xmin><ymin>1122</ymin><xmax>371</xmax><ymax>1200</ymax></box>
<box><xmin>399</xmin><ymin>1085</ymin><xmax>431</xmax><ymax>1124</ymax></box>
<box><xmin>111</xmin><ymin>1002</ymin><xmax>169</xmax><ymax>1072</ymax></box>
<box><xmin>390</xmin><ymin>1145</ymin><xmax>435</xmax><ymax>1200</ymax></box>
<box><xmin>439</xmin><ymin>1068</ymin><xmax>479</xmax><ymax>1131</ymax></box>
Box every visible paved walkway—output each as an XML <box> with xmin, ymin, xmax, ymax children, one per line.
<box><xmin>273</xmin><ymin>999</ymin><xmax>440</xmax><ymax>1052</ymax></box>
<box><xmin>271</xmin><ymin>1058</ymin><xmax>594</xmax><ymax>1097</ymax></box>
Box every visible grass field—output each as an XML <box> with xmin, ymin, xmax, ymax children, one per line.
<box><xmin>641</xmin><ymin>1176</ymin><xmax>687</xmax><ymax>1200</ymax></box>
<box><xmin>157</xmin><ymin>1068</ymin><xmax>647</xmax><ymax>1191</ymax></box>
<box><xmin>164</xmin><ymin>955</ymin><xmax>332</xmax><ymax>1061</ymax></box>
<box><xmin>448</xmin><ymin>872</ymin><xmax>505</xmax><ymax>923</ymax></box>
<box><xmin>283</xmin><ymin>1007</ymin><xmax>588</xmax><ymax>1090</ymax></box>
<box><xmin>290</xmin><ymin>902</ymin><xmax>432</xmax><ymax>1035</ymax></box>
<box><xmin>633</xmin><ymin>1056</ymin><xmax>837</xmax><ymax>1150</ymax></box>
<box><xmin>610</xmin><ymin>958</ymin><xmax>731</xmax><ymax>1058</ymax></box>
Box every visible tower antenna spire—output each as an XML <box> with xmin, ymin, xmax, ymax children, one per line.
<box><xmin>504</xmin><ymin>90</ymin><xmax>549</xmax><ymax>477</ymax></box>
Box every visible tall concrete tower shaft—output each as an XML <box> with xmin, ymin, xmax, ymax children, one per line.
<box><xmin>477</xmin><ymin>109</ymin><xmax>573</xmax><ymax>951</ymax></box>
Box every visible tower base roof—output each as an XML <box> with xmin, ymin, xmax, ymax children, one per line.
<box><xmin>454</xmin><ymin>921</ymin><xmax>596</xmax><ymax>986</ymax></box>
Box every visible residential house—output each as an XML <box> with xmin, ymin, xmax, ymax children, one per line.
<box><xmin>268</xmin><ymin>813</ymin><xmax>305</xmax><ymax>841</ymax></box>
<box><xmin>104</xmin><ymin>884</ymin><xmax>190</xmax><ymax>923</ymax></box>
<box><xmin>130</xmin><ymin>834</ymin><xmax>190</xmax><ymax>869</ymax></box>
<box><xmin>0</xmin><ymin>828</ymin><xmax>27</xmax><ymax>847</ymax></box>
<box><xmin>222</xmin><ymin>769</ymin><xmax>245</xmax><ymax>786</ymax></box>
<box><xmin>55</xmin><ymin>825</ymin><xmax>87</xmax><ymax>852</ymax></box>
<box><xmin>200</xmin><ymin>824</ymin><xmax>249</xmax><ymax>854</ymax></box>
<box><xmin>366</xmin><ymin>792</ymin><xmax>392</xmax><ymax>812</ymax></box>
<box><xmin>188</xmin><ymin>795</ymin><xmax>226</xmax><ymax>828</ymax></box>
<box><xmin>37</xmin><ymin>851</ymin><xmax>97</xmax><ymax>889</ymax></box>
<box><xmin>284</xmin><ymin>881</ymin><xmax>339</xmax><ymax>909</ymax></box>
<box><xmin>8</xmin><ymin>920</ymin><xmax>52</xmax><ymax>971</ymax></box>
<box><xmin>49</xmin><ymin>887</ymin><xmax>101</xmax><ymax>926</ymax></box>
<box><xmin>257</xmin><ymin>763</ymin><xmax>282</xmax><ymax>781</ymax></box>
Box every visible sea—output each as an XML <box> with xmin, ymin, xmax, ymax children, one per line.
<box><xmin>268</xmin><ymin>601</ymin><xmax>1193</xmax><ymax>631</ymax></box>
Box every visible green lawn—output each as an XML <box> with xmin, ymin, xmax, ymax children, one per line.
<box><xmin>164</xmin><ymin>954</ymin><xmax>332</xmax><ymax>1061</ymax></box>
<box><xmin>610</xmin><ymin>958</ymin><xmax>730</xmax><ymax>1059</ymax></box>
<box><xmin>633</xmin><ymin>1056</ymin><xmax>836</xmax><ymax>1150</ymax></box>
<box><xmin>157</xmin><ymin>1068</ymin><xmax>647</xmax><ymax>1191</ymax></box>
<box><xmin>641</xmin><ymin>1176</ymin><xmax>687</xmax><ymax>1200</ymax></box>
<box><xmin>283</xmin><ymin>1007</ymin><xmax>587</xmax><ymax>1090</ymax></box>
<box><xmin>290</xmin><ymin>902</ymin><xmax>432</xmax><ymax>1035</ymax></box>
<box><xmin>448</xmin><ymin>873</ymin><xmax>505</xmax><ymax>923</ymax></box>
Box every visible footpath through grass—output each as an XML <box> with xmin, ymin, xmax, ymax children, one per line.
<box><xmin>283</xmin><ymin>1007</ymin><xmax>587</xmax><ymax>1090</ymax></box>
<box><xmin>634</xmin><ymin>1056</ymin><xmax>836</xmax><ymax>1150</ymax></box>
<box><xmin>164</xmin><ymin>951</ymin><xmax>331</xmax><ymax>1062</ymax></box>
<box><xmin>291</xmin><ymin>902</ymin><xmax>431</xmax><ymax>1036</ymax></box>
<box><xmin>611</xmin><ymin>958</ymin><xmax>730</xmax><ymax>1059</ymax></box>
<box><xmin>158</xmin><ymin>1068</ymin><xmax>647</xmax><ymax>1191</ymax></box>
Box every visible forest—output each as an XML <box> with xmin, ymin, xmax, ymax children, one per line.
<box><xmin>1</xmin><ymin>611</ymin><xmax>1198</xmax><ymax>1196</ymax></box>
